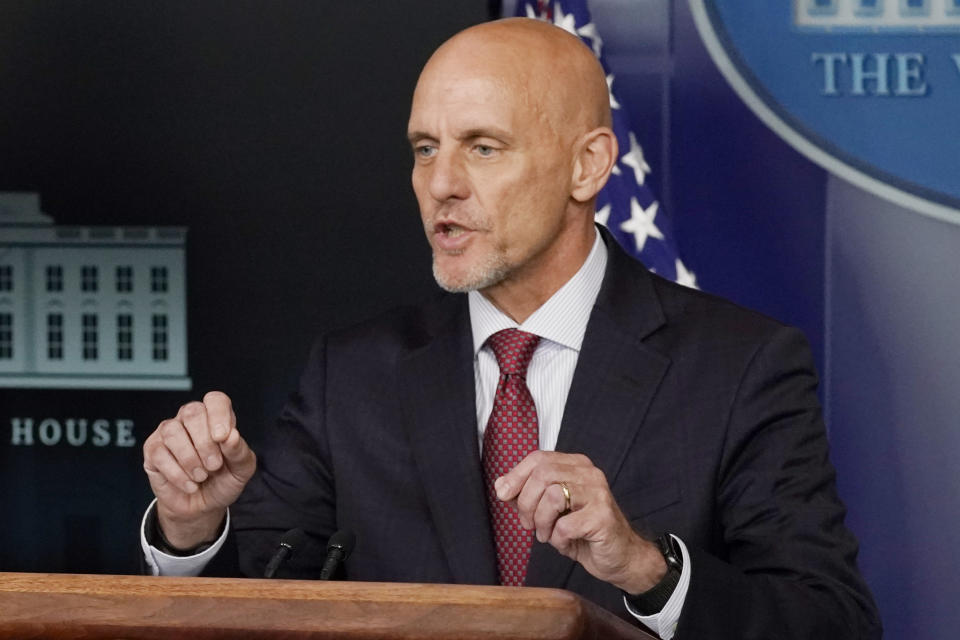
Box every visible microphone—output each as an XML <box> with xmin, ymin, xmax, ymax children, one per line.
<box><xmin>263</xmin><ymin>527</ymin><xmax>307</xmax><ymax>579</ymax></box>
<box><xmin>318</xmin><ymin>530</ymin><xmax>356</xmax><ymax>581</ymax></box>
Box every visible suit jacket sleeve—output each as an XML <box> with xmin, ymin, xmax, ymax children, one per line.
<box><xmin>205</xmin><ymin>336</ymin><xmax>338</xmax><ymax>579</ymax></box>
<box><xmin>674</xmin><ymin>325</ymin><xmax>881</xmax><ymax>639</ymax></box>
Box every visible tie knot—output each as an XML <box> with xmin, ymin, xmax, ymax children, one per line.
<box><xmin>487</xmin><ymin>328</ymin><xmax>540</xmax><ymax>377</ymax></box>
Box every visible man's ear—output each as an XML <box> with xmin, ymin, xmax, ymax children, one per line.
<box><xmin>571</xmin><ymin>127</ymin><xmax>618</xmax><ymax>203</ymax></box>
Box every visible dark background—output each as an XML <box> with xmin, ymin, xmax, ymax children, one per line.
<box><xmin>0</xmin><ymin>0</ymin><xmax>487</xmax><ymax>573</ymax></box>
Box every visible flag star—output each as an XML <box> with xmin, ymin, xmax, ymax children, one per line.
<box><xmin>611</xmin><ymin>164</ymin><xmax>621</xmax><ymax>176</ymax></box>
<box><xmin>675</xmin><ymin>259</ymin><xmax>699</xmax><ymax>289</ymax></box>
<box><xmin>552</xmin><ymin>3</ymin><xmax>578</xmax><ymax>35</ymax></box>
<box><xmin>621</xmin><ymin>131</ymin><xmax>651</xmax><ymax>186</ymax></box>
<box><xmin>577</xmin><ymin>22</ymin><xmax>603</xmax><ymax>58</ymax></box>
<box><xmin>606</xmin><ymin>74</ymin><xmax>621</xmax><ymax>110</ymax></box>
<box><xmin>524</xmin><ymin>4</ymin><xmax>544</xmax><ymax>19</ymax></box>
<box><xmin>620</xmin><ymin>198</ymin><xmax>663</xmax><ymax>252</ymax></box>
<box><xmin>594</xmin><ymin>203</ymin><xmax>612</xmax><ymax>226</ymax></box>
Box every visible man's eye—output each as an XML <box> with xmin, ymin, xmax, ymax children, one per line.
<box><xmin>475</xmin><ymin>145</ymin><xmax>495</xmax><ymax>156</ymax></box>
<box><xmin>415</xmin><ymin>145</ymin><xmax>437</xmax><ymax>158</ymax></box>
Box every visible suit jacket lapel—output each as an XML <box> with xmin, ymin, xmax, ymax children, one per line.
<box><xmin>526</xmin><ymin>231</ymin><xmax>672</xmax><ymax>589</ymax></box>
<box><xmin>397</xmin><ymin>295</ymin><xmax>499</xmax><ymax>585</ymax></box>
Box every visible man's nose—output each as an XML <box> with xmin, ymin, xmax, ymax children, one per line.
<box><xmin>427</xmin><ymin>150</ymin><xmax>470</xmax><ymax>202</ymax></box>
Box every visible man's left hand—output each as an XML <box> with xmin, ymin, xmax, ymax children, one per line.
<box><xmin>495</xmin><ymin>450</ymin><xmax>667</xmax><ymax>595</ymax></box>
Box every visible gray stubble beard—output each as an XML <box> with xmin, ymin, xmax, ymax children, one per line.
<box><xmin>431</xmin><ymin>249</ymin><xmax>511</xmax><ymax>293</ymax></box>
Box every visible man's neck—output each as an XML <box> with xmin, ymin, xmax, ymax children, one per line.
<box><xmin>479</xmin><ymin>226</ymin><xmax>596</xmax><ymax>324</ymax></box>
<box><xmin>466</xmin><ymin>227</ymin><xmax>607</xmax><ymax>357</ymax></box>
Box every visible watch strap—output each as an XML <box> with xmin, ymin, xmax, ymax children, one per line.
<box><xmin>623</xmin><ymin>533</ymin><xmax>683</xmax><ymax>616</ymax></box>
<box><xmin>145</xmin><ymin>504</ymin><xmax>221</xmax><ymax>557</ymax></box>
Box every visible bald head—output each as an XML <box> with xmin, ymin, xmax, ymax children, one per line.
<box><xmin>418</xmin><ymin>18</ymin><xmax>611</xmax><ymax>136</ymax></box>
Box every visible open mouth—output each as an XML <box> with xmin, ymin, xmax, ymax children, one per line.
<box><xmin>438</xmin><ymin>222</ymin><xmax>469</xmax><ymax>237</ymax></box>
<box><xmin>432</xmin><ymin>220</ymin><xmax>476</xmax><ymax>252</ymax></box>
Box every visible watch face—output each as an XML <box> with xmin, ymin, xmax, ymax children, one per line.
<box><xmin>657</xmin><ymin>533</ymin><xmax>682</xmax><ymax>568</ymax></box>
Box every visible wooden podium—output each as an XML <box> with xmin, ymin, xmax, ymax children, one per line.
<box><xmin>0</xmin><ymin>572</ymin><xmax>658</xmax><ymax>639</ymax></box>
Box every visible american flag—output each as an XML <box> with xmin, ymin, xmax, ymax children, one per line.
<box><xmin>516</xmin><ymin>0</ymin><xmax>697</xmax><ymax>288</ymax></box>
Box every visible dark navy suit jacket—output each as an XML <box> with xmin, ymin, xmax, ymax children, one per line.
<box><xmin>215</xmin><ymin>230</ymin><xmax>880</xmax><ymax>639</ymax></box>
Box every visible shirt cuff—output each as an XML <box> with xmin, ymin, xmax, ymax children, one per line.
<box><xmin>623</xmin><ymin>534</ymin><xmax>691</xmax><ymax>640</ymax></box>
<box><xmin>140</xmin><ymin>498</ymin><xmax>230</xmax><ymax>577</ymax></box>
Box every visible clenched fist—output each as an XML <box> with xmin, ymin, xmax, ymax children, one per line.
<box><xmin>142</xmin><ymin>391</ymin><xmax>256</xmax><ymax>550</ymax></box>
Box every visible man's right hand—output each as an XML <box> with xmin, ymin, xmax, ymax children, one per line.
<box><xmin>142</xmin><ymin>391</ymin><xmax>257</xmax><ymax>550</ymax></box>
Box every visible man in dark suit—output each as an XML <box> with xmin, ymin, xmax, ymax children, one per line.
<box><xmin>141</xmin><ymin>18</ymin><xmax>880</xmax><ymax>639</ymax></box>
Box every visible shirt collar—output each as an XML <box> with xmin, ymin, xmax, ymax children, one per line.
<box><xmin>468</xmin><ymin>228</ymin><xmax>608</xmax><ymax>355</ymax></box>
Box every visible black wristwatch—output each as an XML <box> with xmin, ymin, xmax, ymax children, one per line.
<box><xmin>146</xmin><ymin>505</ymin><xmax>222</xmax><ymax>557</ymax></box>
<box><xmin>623</xmin><ymin>533</ymin><xmax>683</xmax><ymax>616</ymax></box>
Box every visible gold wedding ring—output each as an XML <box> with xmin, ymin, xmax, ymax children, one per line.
<box><xmin>558</xmin><ymin>481</ymin><xmax>572</xmax><ymax>516</ymax></box>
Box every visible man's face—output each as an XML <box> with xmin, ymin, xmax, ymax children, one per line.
<box><xmin>407</xmin><ymin>55</ymin><xmax>576</xmax><ymax>294</ymax></box>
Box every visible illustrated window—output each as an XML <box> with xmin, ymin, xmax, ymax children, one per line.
<box><xmin>116</xmin><ymin>266</ymin><xmax>134</xmax><ymax>293</ymax></box>
<box><xmin>117</xmin><ymin>314</ymin><xmax>134</xmax><ymax>361</ymax></box>
<box><xmin>151</xmin><ymin>266</ymin><xmax>168</xmax><ymax>293</ymax></box>
<box><xmin>808</xmin><ymin>0</ymin><xmax>838</xmax><ymax>15</ymax></box>
<box><xmin>47</xmin><ymin>313</ymin><xmax>64</xmax><ymax>360</ymax></box>
<box><xmin>152</xmin><ymin>314</ymin><xmax>168</xmax><ymax>361</ymax></box>
<box><xmin>855</xmin><ymin>0</ymin><xmax>884</xmax><ymax>16</ymax></box>
<box><xmin>0</xmin><ymin>313</ymin><xmax>12</xmax><ymax>359</ymax></box>
<box><xmin>81</xmin><ymin>266</ymin><xmax>99</xmax><ymax>293</ymax></box>
<box><xmin>46</xmin><ymin>265</ymin><xmax>63</xmax><ymax>292</ymax></box>
<box><xmin>82</xmin><ymin>313</ymin><xmax>98</xmax><ymax>360</ymax></box>
<box><xmin>0</xmin><ymin>265</ymin><xmax>12</xmax><ymax>292</ymax></box>
<box><xmin>899</xmin><ymin>0</ymin><xmax>929</xmax><ymax>15</ymax></box>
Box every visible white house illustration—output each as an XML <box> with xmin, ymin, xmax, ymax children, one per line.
<box><xmin>796</xmin><ymin>0</ymin><xmax>960</xmax><ymax>29</ymax></box>
<box><xmin>0</xmin><ymin>192</ymin><xmax>190</xmax><ymax>390</ymax></box>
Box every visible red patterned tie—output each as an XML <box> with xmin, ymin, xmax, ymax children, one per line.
<box><xmin>482</xmin><ymin>328</ymin><xmax>540</xmax><ymax>586</ymax></box>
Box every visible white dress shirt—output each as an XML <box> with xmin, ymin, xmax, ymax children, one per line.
<box><xmin>142</xmin><ymin>228</ymin><xmax>689</xmax><ymax>639</ymax></box>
